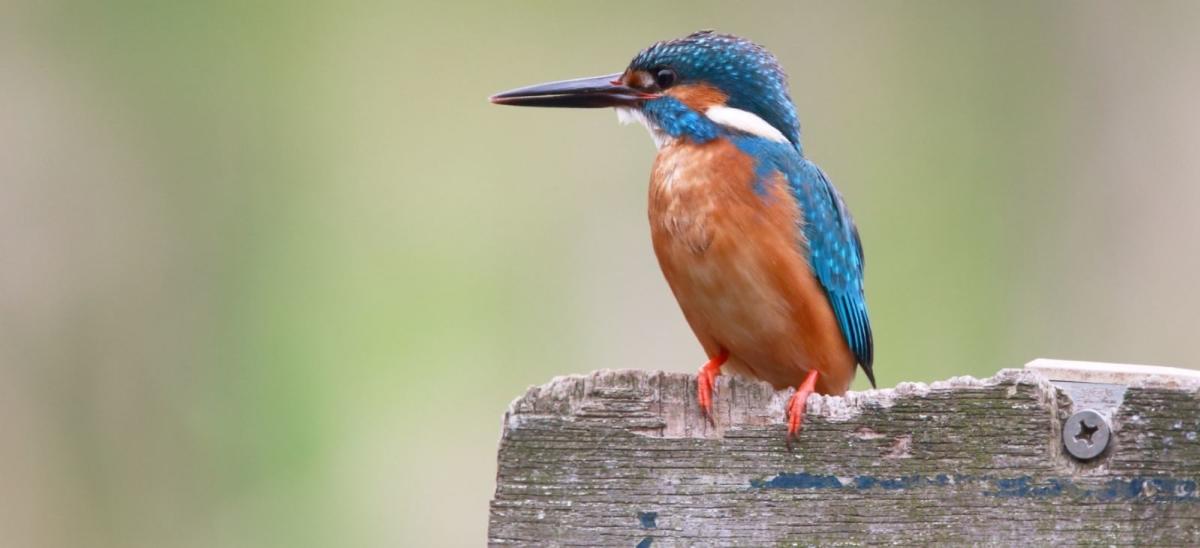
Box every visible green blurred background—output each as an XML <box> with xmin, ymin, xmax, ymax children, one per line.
<box><xmin>3</xmin><ymin>1</ymin><xmax>1199</xmax><ymax>546</ymax></box>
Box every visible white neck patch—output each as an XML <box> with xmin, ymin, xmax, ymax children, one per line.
<box><xmin>704</xmin><ymin>105</ymin><xmax>789</xmax><ymax>143</ymax></box>
<box><xmin>616</xmin><ymin>107</ymin><xmax>672</xmax><ymax>149</ymax></box>
<box><xmin>617</xmin><ymin>105</ymin><xmax>789</xmax><ymax>148</ymax></box>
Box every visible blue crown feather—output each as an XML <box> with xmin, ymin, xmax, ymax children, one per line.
<box><xmin>630</xmin><ymin>31</ymin><xmax>803</xmax><ymax>152</ymax></box>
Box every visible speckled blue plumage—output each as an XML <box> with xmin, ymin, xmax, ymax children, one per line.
<box><xmin>632</xmin><ymin>31</ymin><xmax>803</xmax><ymax>153</ymax></box>
<box><xmin>642</xmin><ymin>97</ymin><xmax>720</xmax><ymax>143</ymax></box>
<box><xmin>632</xmin><ymin>32</ymin><xmax>875</xmax><ymax>385</ymax></box>
<box><xmin>785</xmin><ymin>154</ymin><xmax>874</xmax><ymax>383</ymax></box>
<box><xmin>730</xmin><ymin>135</ymin><xmax>875</xmax><ymax>384</ymax></box>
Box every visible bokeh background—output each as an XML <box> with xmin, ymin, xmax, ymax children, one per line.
<box><xmin>4</xmin><ymin>1</ymin><xmax>1200</xmax><ymax>546</ymax></box>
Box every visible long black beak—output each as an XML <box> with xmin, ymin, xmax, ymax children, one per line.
<box><xmin>490</xmin><ymin>73</ymin><xmax>656</xmax><ymax>108</ymax></box>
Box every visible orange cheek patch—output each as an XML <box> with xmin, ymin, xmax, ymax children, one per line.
<box><xmin>624</xmin><ymin>69</ymin><xmax>655</xmax><ymax>89</ymax></box>
<box><xmin>668</xmin><ymin>84</ymin><xmax>728</xmax><ymax>111</ymax></box>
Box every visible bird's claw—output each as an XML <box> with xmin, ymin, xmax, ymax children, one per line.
<box><xmin>785</xmin><ymin>391</ymin><xmax>807</xmax><ymax>451</ymax></box>
<box><xmin>697</xmin><ymin>366</ymin><xmax>717</xmax><ymax>427</ymax></box>
<box><xmin>785</xmin><ymin>369</ymin><xmax>820</xmax><ymax>452</ymax></box>
<box><xmin>696</xmin><ymin>351</ymin><xmax>727</xmax><ymax>428</ymax></box>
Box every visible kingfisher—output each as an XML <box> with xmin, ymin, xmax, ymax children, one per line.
<box><xmin>491</xmin><ymin>31</ymin><xmax>874</xmax><ymax>445</ymax></box>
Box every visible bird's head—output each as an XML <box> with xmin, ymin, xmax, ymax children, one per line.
<box><xmin>491</xmin><ymin>31</ymin><xmax>802</xmax><ymax>150</ymax></box>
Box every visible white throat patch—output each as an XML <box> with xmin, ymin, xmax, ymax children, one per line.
<box><xmin>703</xmin><ymin>106</ymin><xmax>789</xmax><ymax>143</ymax></box>
<box><xmin>616</xmin><ymin>107</ymin><xmax>672</xmax><ymax>149</ymax></box>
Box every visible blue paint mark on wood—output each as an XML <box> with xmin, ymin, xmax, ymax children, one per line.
<box><xmin>638</xmin><ymin>511</ymin><xmax>658</xmax><ymax>529</ymax></box>
<box><xmin>751</xmin><ymin>473</ymin><xmax>1199</xmax><ymax>502</ymax></box>
<box><xmin>985</xmin><ymin>476</ymin><xmax>1198</xmax><ymax>501</ymax></box>
<box><xmin>988</xmin><ymin>476</ymin><xmax>1066</xmax><ymax>498</ymax></box>
<box><xmin>636</xmin><ymin>536</ymin><xmax>653</xmax><ymax>548</ymax></box>
<box><xmin>853</xmin><ymin>475</ymin><xmax>925</xmax><ymax>490</ymax></box>
<box><xmin>752</xmin><ymin>472</ymin><xmax>936</xmax><ymax>490</ymax></box>
<box><xmin>750</xmin><ymin>472</ymin><xmax>842</xmax><ymax>489</ymax></box>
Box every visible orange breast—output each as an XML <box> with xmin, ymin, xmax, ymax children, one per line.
<box><xmin>648</xmin><ymin>138</ymin><xmax>856</xmax><ymax>394</ymax></box>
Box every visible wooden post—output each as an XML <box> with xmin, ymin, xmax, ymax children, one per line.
<box><xmin>488</xmin><ymin>360</ymin><xmax>1200</xmax><ymax>546</ymax></box>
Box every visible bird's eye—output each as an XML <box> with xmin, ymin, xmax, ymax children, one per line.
<box><xmin>654</xmin><ymin>68</ymin><xmax>677</xmax><ymax>89</ymax></box>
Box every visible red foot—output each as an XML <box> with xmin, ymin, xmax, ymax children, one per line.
<box><xmin>696</xmin><ymin>349</ymin><xmax>729</xmax><ymax>426</ymax></box>
<box><xmin>786</xmin><ymin>369</ymin><xmax>820</xmax><ymax>450</ymax></box>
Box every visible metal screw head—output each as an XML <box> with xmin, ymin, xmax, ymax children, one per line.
<box><xmin>1063</xmin><ymin>409</ymin><xmax>1110</xmax><ymax>460</ymax></box>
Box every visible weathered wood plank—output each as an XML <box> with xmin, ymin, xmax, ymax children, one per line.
<box><xmin>489</xmin><ymin>365</ymin><xmax>1200</xmax><ymax>546</ymax></box>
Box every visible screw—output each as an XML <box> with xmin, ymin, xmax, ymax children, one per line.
<box><xmin>1063</xmin><ymin>409</ymin><xmax>1110</xmax><ymax>460</ymax></box>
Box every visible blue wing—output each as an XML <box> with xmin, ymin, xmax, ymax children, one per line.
<box><xmin>729</xmin><ymin>136</ymin><xmax>875</xmax><ymax>386</ymax></box>
<box><xmin>786</xmin><ymin>159</ymin><xmax>875</xmax><ymax>386</ymax></box>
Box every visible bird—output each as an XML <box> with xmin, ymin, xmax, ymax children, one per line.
<box><xmin>491</xmin><ymin>31</ymin><xmax>874</xmax><ymax>446</ymax></box>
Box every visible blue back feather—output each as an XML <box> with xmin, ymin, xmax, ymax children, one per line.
<box><xmin>790</xmin><ymin>159</ymin><xmax>875</xmax><ymax>385</ymax></box>
<box><xmin>731</xmin><ymin>136</ymin><xmax>876</xmax><ymax>386</ymax></box>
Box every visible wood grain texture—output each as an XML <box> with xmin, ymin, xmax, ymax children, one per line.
<box><xmin>489</xmin><ymin>369</ymin><xmax>1200</xmax><ymax>546</ymax></box>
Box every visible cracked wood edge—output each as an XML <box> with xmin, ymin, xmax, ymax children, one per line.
<box><xmin>490</xmin><ymin>368</ymin><xmax>1200</xmax><ymax>546</ymax></box>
